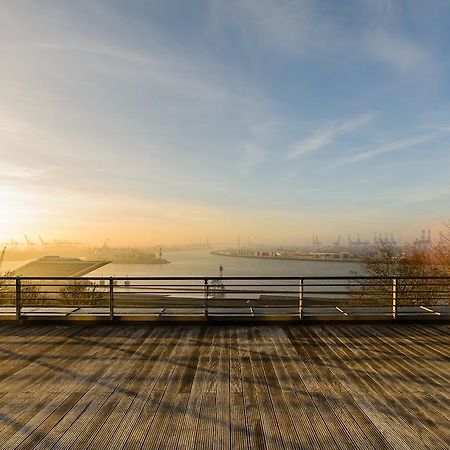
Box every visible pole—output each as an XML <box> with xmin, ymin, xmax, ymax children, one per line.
<box><xmin>204</xmin><ymin>278</ymin><xmax>209</xmax><ymax>318</ymax></box>
<box><xmin>299</xmin><ymin>278</ymin><xmax>304</xmax><ymax>319</ymax></box>
<box><xmin>392</xmin><ymin>278</ymin><xmax>398</xmax><ymax>319</ymax></box>
<box><xmin>15</xmin><ymin>277</ymin><xmax>21</xmax><ymax>321</ymax></box>
<box><xmin>109</xmin><ymin>277</ymin><xmax>114</xmax><ymax>321</ymax></box>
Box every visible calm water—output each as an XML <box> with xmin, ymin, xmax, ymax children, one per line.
<box><xmin>87</xmin><ymin>249</ymin><xmax>363</xmax><ymax>278</ymax></box>
<box><xmin>2</xmin><ymin>249</ymin><xmax>363</xmax><ymax>278</ymax></box>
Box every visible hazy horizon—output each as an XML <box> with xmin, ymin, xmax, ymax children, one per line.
<box><xmin>1</xmin><ymin>1</ymin><xmax>450</xmax><ymax>245</ymax></box>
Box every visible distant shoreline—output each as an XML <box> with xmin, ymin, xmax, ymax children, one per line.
<box><xmin>210</xmin><ymin>251</ymin><xmax>364</xmax><ymax>264</ymax></box>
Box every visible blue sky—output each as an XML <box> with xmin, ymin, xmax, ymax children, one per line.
<box><xmin>1</xmin><ymin>0</ymin><xmax>450</xmax><ymax>244</ymax></box>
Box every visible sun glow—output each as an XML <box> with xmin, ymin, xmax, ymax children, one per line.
<box><xmin>0</xmin><ymin>184</ymin><xmax>40</xmax><ymax>239</ymax></box>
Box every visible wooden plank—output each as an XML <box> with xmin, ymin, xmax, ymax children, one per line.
<box><xmin>229</xmin><ymin>326</ymin><xmax>243</xmax><ymax>394</ymax></box>
<box><xmin>230</xmin><ymin>392</ymin><xmax>248</xmax><ymax>450</ymax></box>
<box><xmin>0</xmin><ymin>392</ymin><xmax>74</xmax><ymax>449</ymax></box>
<box><xmin>83</xmin><ymin>328</ymin><xmax>169</xmax><ymax>450</ymax></box>
<box><xmin>238</xmin><ymin>327</ymin><xmax>267</xmax><ymax>450</ymax></box>
<box><xmin>1</xmin><ymin>326</ymin><xmax>115</xmax><ymax>395</ymax></box>
<box><xmin>139</xmin><ymin>327</ymin><xmax>196</xmax><ymax>449</ymax></box>
<box><xmin>114</xmin><ymin>327</ymin><xmax>181</xmax><ymax>450</ymax></box>
<box><xmin>15</xmin><ymin>327</ymin><xmax>146</xmax><ymax>449</ymax></box>
<box><xmin>214</xmin><ymin>327</ymin><xmax>231</xmax><ymax>450</ymax></box>
<box><xmin>106</xmin><ymin>327</ymin><xmax>183</xmax><ymax>450</ymax></box>
<box><xmin>196</xmin><ymin>393</ymin><xmax>217</xmax><ymax>450</ymax></box>
<box><xmin>0</xmin><ymin>325</ymin><xmax>80</xmax><ymax>386</ymax></box>
<box><xmin>176</xmin><ymin>327</ymin><xmax>216</xmax><ymax>450</ymax></box>
<box><xmin>341</xmin><ymin>324</ymin><xmax>450</xmax><ymax>447</ymax></box>
<box><xmin>0</xmin><ymin>323</ymin><xmax>448</xmax><ymax>450</ymax></box>
<box><xmin>34</xmin><ymin>327</ymin><xmax>150</xmax><ymax>450</ymax></box>
<box><xmin>255</xmin><ymin>327</ymin><xmax>304</xmax><ymax>450</ymax></box>
<box><xmin>276</xmin><ymin>327</ymin><xmax>343</xmax><ymax>450</ymax></box>
<box><xmin>0</xmin><ymin>392</ymin><xmax>53</xmax><ymax>438</ymax></box>
<box><xmin>284</xmin><ymin>326</ymin><xmax>391</xmax><ymax>450</ymax></box>
<box><xmin>307</xmin><ymin>325</ymin><xmax>436</xmax><ymax>450</ymax></box>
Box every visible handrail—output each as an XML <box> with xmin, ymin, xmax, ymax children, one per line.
<box><xmin>2</xmin><ymin>275</ymin><xmax>450</xmax><ymax>280</ymax></box>
<box><xmin>0</xmin><ymin>275</ymin><xmax>449</xmax><ymax>322</ymax></box>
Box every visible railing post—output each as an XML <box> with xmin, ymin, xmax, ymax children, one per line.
<box><xmin>204</xmin><ymin>278</ymin><xmax>209</xmax><ymax>318</ymax></box>
<box><xmin>109</xmin><ymin>277</ymin><xmax>114</xmax><ymax>321</ymax></box>
<box><xmin>15</xmin><ymin>277</ymin><xmax>21</xmax><ymax>321</ymax></box>
<box><xmin>392</xmin><ymin>277</ymin><xmax>398</xmax><ymax>319</ymax></box>
<box><xmin>299</xmin><ymin>278</ymin><xmax>304</xmax><ymax>319</ymax></box>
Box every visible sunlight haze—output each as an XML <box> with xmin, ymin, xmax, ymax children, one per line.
<box><xmin>1</xmin><ymin>0</ymin><xmax>450</xmax><ymax>245</ymax></box>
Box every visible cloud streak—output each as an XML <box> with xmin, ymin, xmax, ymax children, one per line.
<box><xmin>326</xmin><ymin>132</ymin><xmax>446</xmax><ymax>170</ymax></box>
<box><xmin>366</xmin><ymin>30</ymin><xmax>430</xmax><ymax>71</ymax></box>
<box><xmin>285</xmin><ymin>113</ymin><xmax>374</xmax><ymax>160</ymax></box>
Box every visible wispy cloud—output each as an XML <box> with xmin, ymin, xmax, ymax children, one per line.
<box><xmin>208</xmin><ymin>0</ymin><xmax>319</xmax><ymax>56</ymax></box>
<box><xmin>285</xmin><ymin>113</ymin><xmax>374</xmax><ymax>160</ymax></box>
<box><xmin>0</xmin><ymin>164</ymin><xmax>44</xmax><ymax>180</ymax></box>
<box><xmin>398</xmin><ymin>186</ymin><xmax>450</xmax><ymax>204</ymax></box>
<box><xmin>326</xmin><ymin>131</ymin><xmax>445</xmax><ymax>170</ymax></box>
<box><xmin>25</xmin><ymin>41</ymin><xmax>257</xmax><ymax>107</ymax></box>
<box><xmin>366</xmin><ymin>30</ymin><xmax>430</xmax><ymax>71</ymax></box>
<box><xmin>422</xmin><ymin>123</ymin><xmax>450</xmax><ymax>133</ymax></box>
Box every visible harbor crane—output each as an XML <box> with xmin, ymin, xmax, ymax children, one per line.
<box><xmin>24</xmin><ymin>235</ymin><xmax>35</xmax><ymax>246</ymax></box>
<box><xmin>333</xmin><ymin>235</ymin><xmax>341</xmax><ymax>247</ymax></box>
<box><xmin>312</xmin><ymin>235</ymin><xmax>322</xmax><ymax>252</ymax></box>
<box><xmin>390</xmin><ymin>233</ymin><xmax>397</xmax><ymax>246</ymax></box>
<box><xmin>0</xmin><ymin>246</ymin><xmax>6</xmax><ymax>272</ymax></box>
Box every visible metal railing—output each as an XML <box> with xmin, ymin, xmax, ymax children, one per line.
<box><xmin>0</xmin><ymin>276</ymin><xmax>449</xmax><ymax>321</ymax></box>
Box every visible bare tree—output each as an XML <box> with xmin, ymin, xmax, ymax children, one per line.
<box><xmin>60</xmin><ymin>280</ymin><xmax>108</xmax><ymax>306</ymax></box>
<box><xmin>353</xmin><ymin>231</ymin><xmax>450</xmax><ymax>307</ymax></box>
<box><xmin>0</xmin><ymin>271</ymin><xmax>15</xmax><ymax>306</ymax></box>
<box><xmin>0</xmin><ymin>271</ymin><xmax>45</xmax><ymax>306</ymax></box>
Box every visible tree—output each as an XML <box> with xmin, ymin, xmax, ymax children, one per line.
<box><xmin>0</xmin><ymin>271</ymin><xmax>45</xmax><ymax>306</ymax></box>
<box><xmin>60</xmin><ymin>280</ymin><xmax>108</xmax><ymax>306</ymax></box>
<box><xmin>353</xmin><ymin>230</ymin><xmax>450</xmax><ymax>307</ymax></box>
<box><xmin>431</xmin><ymin>221</ymin><xmax>450</xmax><ymax>270</ymax></box>
<box><xmin>0</xmin><ymin>271</ymin><xmax>15</xmax><ymax>306</ymax></box>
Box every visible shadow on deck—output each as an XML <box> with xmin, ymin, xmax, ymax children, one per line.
<box><xmin>0</xmin><ymin>323</ymin><xmax>448</xmax><ymax>449</ymax></box>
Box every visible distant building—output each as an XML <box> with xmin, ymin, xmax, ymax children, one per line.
<box><xmin>14</xmin><ymin>256</ymin><xmax>109</xmax><ymax>277</ymax></box>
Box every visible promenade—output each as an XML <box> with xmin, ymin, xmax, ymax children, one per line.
<box><xmin>0</xmin><ymin>323</ymin><xmax>448</xmax><ymax>449</ymax></box>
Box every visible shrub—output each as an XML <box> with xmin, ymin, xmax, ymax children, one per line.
<box><xmin>352</xmin><ymin>240</ymin><xmax>450</xmax><ymax>307</ymax></box>
<box><xmin>60</xmin><ymin>280</ymin><xmax>108</xmax><ymax>306</ymax></box>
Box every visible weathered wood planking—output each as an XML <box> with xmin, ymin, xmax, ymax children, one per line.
<box><xmin>0</xmin><ymin>323</ymin><xmax>448</xmax><ymax>450</ymax></box>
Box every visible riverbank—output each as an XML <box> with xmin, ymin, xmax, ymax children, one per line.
<box><xmin>210</xmin><ymin>250</ymin><xmax>365</xmax><ymax>263</ymax></box>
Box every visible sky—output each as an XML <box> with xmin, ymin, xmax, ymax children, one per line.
<box><xmin>1</xmin><ymin>0</ymin><xmax>450</xmax><ymax>246</ymax></box>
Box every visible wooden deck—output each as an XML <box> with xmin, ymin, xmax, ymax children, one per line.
<box><xmin>0</xmin><ymin>323</ymin><xmax>448</xmax><ymax>449</ymax></box>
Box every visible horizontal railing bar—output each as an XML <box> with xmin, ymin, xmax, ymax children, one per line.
<box><xmin>3</xmin><ymin>275</ymin><xmax>450</xmax><ymax>280</ymax></box>
<box><xmin>3</xmin><ymin>275</ymin><xmax>449</xmax><ymax>323</ymax></box>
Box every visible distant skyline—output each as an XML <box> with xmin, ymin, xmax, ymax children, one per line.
<box><xmin>1</xmin><ymin>1</ymin><xmax>450</xmax><ymax>245</ymax></box>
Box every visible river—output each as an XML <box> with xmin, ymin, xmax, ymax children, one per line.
<box><xmin>88</xmin><ymin>249</ymin><xmax>363</xmax><ymax>278</ymax></box>
<box><xmin>2</xmin><ymin>249</ymin><xmax>364</xmax><ymax>277</ymax></box>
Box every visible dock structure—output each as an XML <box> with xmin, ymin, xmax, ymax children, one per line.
<box><xmin>0</xmin><ymin>323</ymin><xmax>448</xmax><ymax>449</ymax></box>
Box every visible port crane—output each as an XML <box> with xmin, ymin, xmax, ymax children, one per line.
<box><xmin>24</xmin><ymin>235</ymin><xmax>35</xmax><ymax>246</ymax></box>
<box><xmin>0</xmin><ymin>246</ymin><xmax>6</xmax><ymax>272</ymax></box>
<box><xmin>333</xmin><ymin>235</ymin><xmax>341</xmax><ymax>247</ymax></box>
